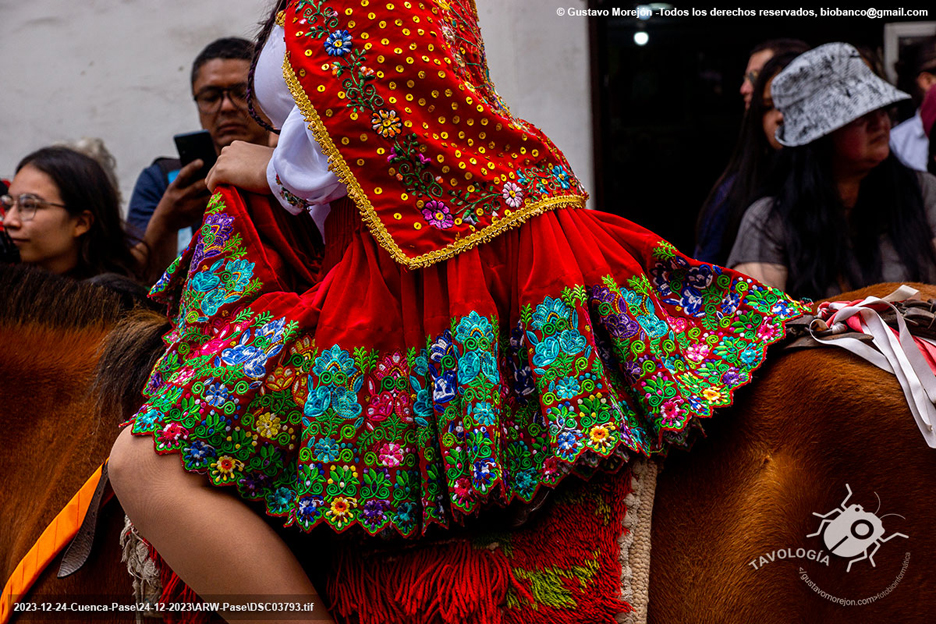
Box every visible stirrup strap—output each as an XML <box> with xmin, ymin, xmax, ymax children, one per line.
<box><xmin>0</xmin><ymin>461</ymin><xmax>110</xmax><ymax>624</ymax></box>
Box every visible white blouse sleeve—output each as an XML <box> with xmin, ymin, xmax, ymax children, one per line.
<box><xmin>266</xmin><ymin>107</ymin><xmax>347</xmax><ymax>236</ymax></box>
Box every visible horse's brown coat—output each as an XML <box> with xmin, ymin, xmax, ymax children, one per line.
<box><xmin>650</xmin><ymin>284</ymin><xmax>936</xmax><ymax>623</ymax></box>
<box><xmin>0</xmin><ymin>268</ymin><xmax>133</xmax><ymax>620</ymax></box>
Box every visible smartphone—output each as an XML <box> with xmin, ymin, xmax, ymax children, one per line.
<box><xmin>173</xmin><ymin>130</ymin><xmax>217</xmax><ymax>180</ymax></box>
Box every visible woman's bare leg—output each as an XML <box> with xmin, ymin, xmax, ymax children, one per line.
<box><xmin>109</xmin><ymin>427</ymin><xmax>334</xmax><ymax>624</ymax></box>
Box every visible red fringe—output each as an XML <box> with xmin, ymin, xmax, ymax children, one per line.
<box><xmin>148</xmin><ymin>543</ymin><xmax>211</xmax><ymax>624</ymax></box>
<box><xmin>329</xmin><ymin>470</ymin><xmax>634</xmax><ymax>624</ymax></box>
<box><xmin>328</xmin><ymin>539</ymin><xmax>534</xmax><ymax>624</ymax></box>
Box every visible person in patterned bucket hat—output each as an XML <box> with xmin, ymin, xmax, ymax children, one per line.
<box><xmin>109</xmin><ymin>1</ymin><xmax>807</xmax><ymax>618</ymax></box>
<box><xmin>728</xmin><ymin>42</ymin><xmax>936</xmax><ymax>301</ymax></box>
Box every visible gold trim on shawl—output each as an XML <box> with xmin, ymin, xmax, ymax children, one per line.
<box><xmin>283</xmin><ymin>52</ymin><xmax>586</xmax><ymax>270</ymax></box>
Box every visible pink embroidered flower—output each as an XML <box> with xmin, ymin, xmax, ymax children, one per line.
<box><xmin>171</xmin><ymin>366</ymin><xmax>196</xmax><ymax>386</ymax></box>
<box><xmin>452</xmin><ymin>477</ymin><xmax>473</xmax><ymax>506</ymax></box>
<box><xmin>543</xmin><ymin>456</ymin><xmax>561</xmax><ymax>477</ymax></box>
<box><xmin>376</xmin><ymin>351</ymin><xmax>407</xmax><ymax>378</ymax></box>
<box><xmin>660</xmin><ymin>400</ymin><xmax>683</xmax><ymax>426</ymax></box>
<box><xmin>686</xmin><ymin>343</ymin><xmax>710</xmax><ymax>362</ymax></box>
<box><xmin>366</xmin><ymin>391</ymin><xmax>396</xmax><ymax>423</ymax></box>
<box><xmin>156</xmin><ymin>422</ymin><xmax>188</xmax><ymax>445</ymax></box>
<box><xmin>757</xmin><ymin>322</ymin><xmax>780</xmax><ymax>341</ymax></box>
<box><xmin>379</xmin><ymin>442</ymin><xmax>405</xmax><ymax>467</ymax></box>
<box><xmin>502</xmin><ymin>181</ymin><xmax>524</xmax><ymax>208</ymax></box>
<box><xmin>421</xmin><ymin>200</ymin><xmax>454</xmax><ymax>229</ymax></box>
<box><xmin>417</xmin><ymin>153</ymin><xmax>431</xmax><ymax>166</ymax></box>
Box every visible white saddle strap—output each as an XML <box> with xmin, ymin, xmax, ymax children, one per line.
<box><xmin>810</xmin><ymin>287</ymin><xmax>936</xmax><ymax>448</ymax></box>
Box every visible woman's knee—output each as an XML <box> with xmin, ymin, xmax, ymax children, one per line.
<box><xmin>109</xmin><ymin>427</ymin><xmax>154</xmax><ymax>501</ymax></box>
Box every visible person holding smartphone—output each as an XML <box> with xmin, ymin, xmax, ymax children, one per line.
<box><xmin>127</xmin><ymin>37</ymin><xmax>270</xmax><ymax>282</ymax></box>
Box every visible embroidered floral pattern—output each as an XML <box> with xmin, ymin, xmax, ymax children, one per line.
<box><xmin>290</xmin><ymin>0</ymin><xmax>582</xmax><ymax>232</ymax></box>
<box><xmin>133</xmin><ymin>198</ymin><xmax>807</xmax><ymax>538</ymax></box>
<box><xmin>274</xmin><ymin>174</ymin><xmax>312</xmax><ymax>212</ymax></box>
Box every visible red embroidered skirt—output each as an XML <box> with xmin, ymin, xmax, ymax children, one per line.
<box><xmin>130</xmin><ymin>186</ymin><xmax>807</xmax><ymax>537</ymax></box>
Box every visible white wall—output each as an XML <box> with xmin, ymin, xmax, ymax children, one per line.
<box><xmin>1</xmin><ymin>0</ymin><xmax>593</xmax><ymax>211</ymax></box>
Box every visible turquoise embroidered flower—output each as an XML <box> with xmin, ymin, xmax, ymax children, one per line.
<box><xmin>313</xmin><ymin>345</ymin><xmax>358</xmax><ymax>382</ymax></box>
<box><xmin>532</xmin><ymin>335</ymin><xmax>562</xmax><ymax>368</ymax></box>
<box><xmin>314</xmin><ymin>437</ymin><xmax>341</xmax><ymax>462</ymax></box>
<box><xmin>469</xmin><ymin>401</ymin><xmax>497</xmax><ymax>426</ymax></box>
<box><xmin>190</xmin><ymin>260</ymin><xmax>223</xmax><ymax>292</ymax></box>
<box><xmin>552</xmin><ymin>165</ymin><xmax>571</xmax><ymax>189</ymax></box>
<box><xmin>226</xmin><ymin>258</ymin><xmax>255</xmax><ymax>292</ymax></box>
<box><xmin>455</xmin><ymin>311</ymin><xmax>494</xmax><ymax>346</ymax></box>
<box><xmin>267</xmin><ymin>486</ymin><xmax>295</xmax><ymax>515</ymax></box>
<box><xmin>739</xmin><ymin>348</ymin><xmax>759</xmax><ymax>366</ymax></box>
<box><xmin>558</xmin><ymin>328</ymin><xmax>587</xmax><ymax>355</ymax></box>
<box><xmin>457</xmin><ymin>350</ymin><xmax>481</xmax><ymax>383</ymax></box>
<box><xmin>304</xmin><ymin>384</ymin><xmax>363</xmax><ymax>420</ymax></box>
<box><xmin>135</xmin><ymin>409</ymin><xmax>161</xmax><ymax>429</ymax></box>
<box><xmin>531</xmin><ymin>297</ymin><xmax>570</xmax><ymax>333</ymax></box>
<box><xmin>554</xmin><ymin>376</ymin><xmax>581</xmax><ymax>400</ymax></box>
<box><xmin>325</xmin><ymin>30</ymin><xmax>353</xmax><ymax>56</ymax></box>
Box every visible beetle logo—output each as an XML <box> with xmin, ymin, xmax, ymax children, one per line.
<box><xmin>808</xmin><ymin>484</ymin><xmax>908</xmax><ymax>572</ymax></box>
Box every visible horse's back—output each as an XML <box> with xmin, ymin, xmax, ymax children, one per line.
<box><xmin>650</xmin><ymin>283</ymin><xmax>936</xmax><ymax>622</ymax></box>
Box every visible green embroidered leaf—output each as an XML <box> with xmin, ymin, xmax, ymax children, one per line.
<box><xmin>653</xmin><ymin>240</ymin><xmax>677</xmax><ymax>259</ymax></box>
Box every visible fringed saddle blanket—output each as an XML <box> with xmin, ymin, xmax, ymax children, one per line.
<box><xmin>119</xmin><ymin>459</ymin><xmax>659</xmax><ymax>624</ymax></box>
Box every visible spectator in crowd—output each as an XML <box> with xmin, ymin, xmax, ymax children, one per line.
<box><xmin>740</xmin><ymin>38</ymin><xmax>809</xmax><ymax>109</ymax></box>
<box><xmin>0</xmin><ymin>178</ymin><xmax>18</xmax><ymax>264</ymax></box>
<box><xmin>61</xmin><ymin>137</ymin><xmax>124</xmax><ymax>207</ymax></box>
<box><xmin>924</xmin><ymin>85</ymin><xmax>936</xmax><ymax>176</ymax></box>
<box><xmin>696</xmin><ymin>51</ymin><xmax>804</xmax><ymax>264</ymax></box>
<box><xmin>891</xmin><ymin>38</ymin><xmax>936</xmax><ymax>171</ymax></box>
<box><xmin>127</xmin><ymin>37</ymin><xmax>270</xmax><ymax>277</ymax></box>
<box><xmin>727</xmin><ymin>43</ymin><xmax>936</xmax><ymax>300</ymax></box>
<box><xmin>2</xmin><ymin>147</ymin><xmax>141</xmax><ymax>280</ymax></box>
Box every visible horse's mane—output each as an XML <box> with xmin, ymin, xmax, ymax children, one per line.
<box><xmin>0</xmin><ymin>264</ymin><xmax>124</xmax><ymax>328</ymax></box>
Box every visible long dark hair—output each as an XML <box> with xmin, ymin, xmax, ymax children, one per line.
<box><xmin>16</xmin><ymin>147</ymin><xmax>139</xmax><ymax>281</ymax></box>
<box><xmin>929</xmin><ymin>137</ymin><xmax>936</xmax><ymax>177</ymax></box>
<box><xmin>247</xmin><ymin>0</ymin><xmax>290</xmax><ymax>134</ymax></box>
<box><xmin>696</xmin><ymin>52</ymin><xmax>802</xmax><ymax>264</ymax></box>
<box><xmin>767</xmin><ymin>141</ymin><xmax>936</xmax><ymax>299</ymax></box>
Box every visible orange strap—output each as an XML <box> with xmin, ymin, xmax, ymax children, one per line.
<box><xmin>0</xmin><ymin>462</ymin><xmax>106</xmax><ymax>624</ymax></box>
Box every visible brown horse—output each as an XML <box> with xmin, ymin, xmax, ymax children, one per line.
<box><xmin>3</xmin><ymin>266</ymin><xmax>934</xmax><ymax>623</ymax></box>
<box><xmin>0</xmin><ymin>265</ymin><xmax>167</xmax><ymax>623</ymax></box>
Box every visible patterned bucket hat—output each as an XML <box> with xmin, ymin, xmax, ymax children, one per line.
<box><xmin>772</xmin><ymin>42</ymin><xmax>909</xmax><ymax>147</ymax></box>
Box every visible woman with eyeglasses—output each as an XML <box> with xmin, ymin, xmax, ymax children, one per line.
<box><xmin>2</xmin><ymin>147</ymin><xmax>141</xmax><ymax>279</ymax></box>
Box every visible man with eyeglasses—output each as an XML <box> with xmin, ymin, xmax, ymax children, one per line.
<box><xmin>127</xmin><ymin>37</ymin><xmax>270</xmax><ymax>276</ymax></box>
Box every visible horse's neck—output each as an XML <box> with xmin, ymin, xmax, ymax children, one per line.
<box><xmin>0</xmin><ymin>321</ymin><xmax>117</xmax><ymax>575</ymax></box>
